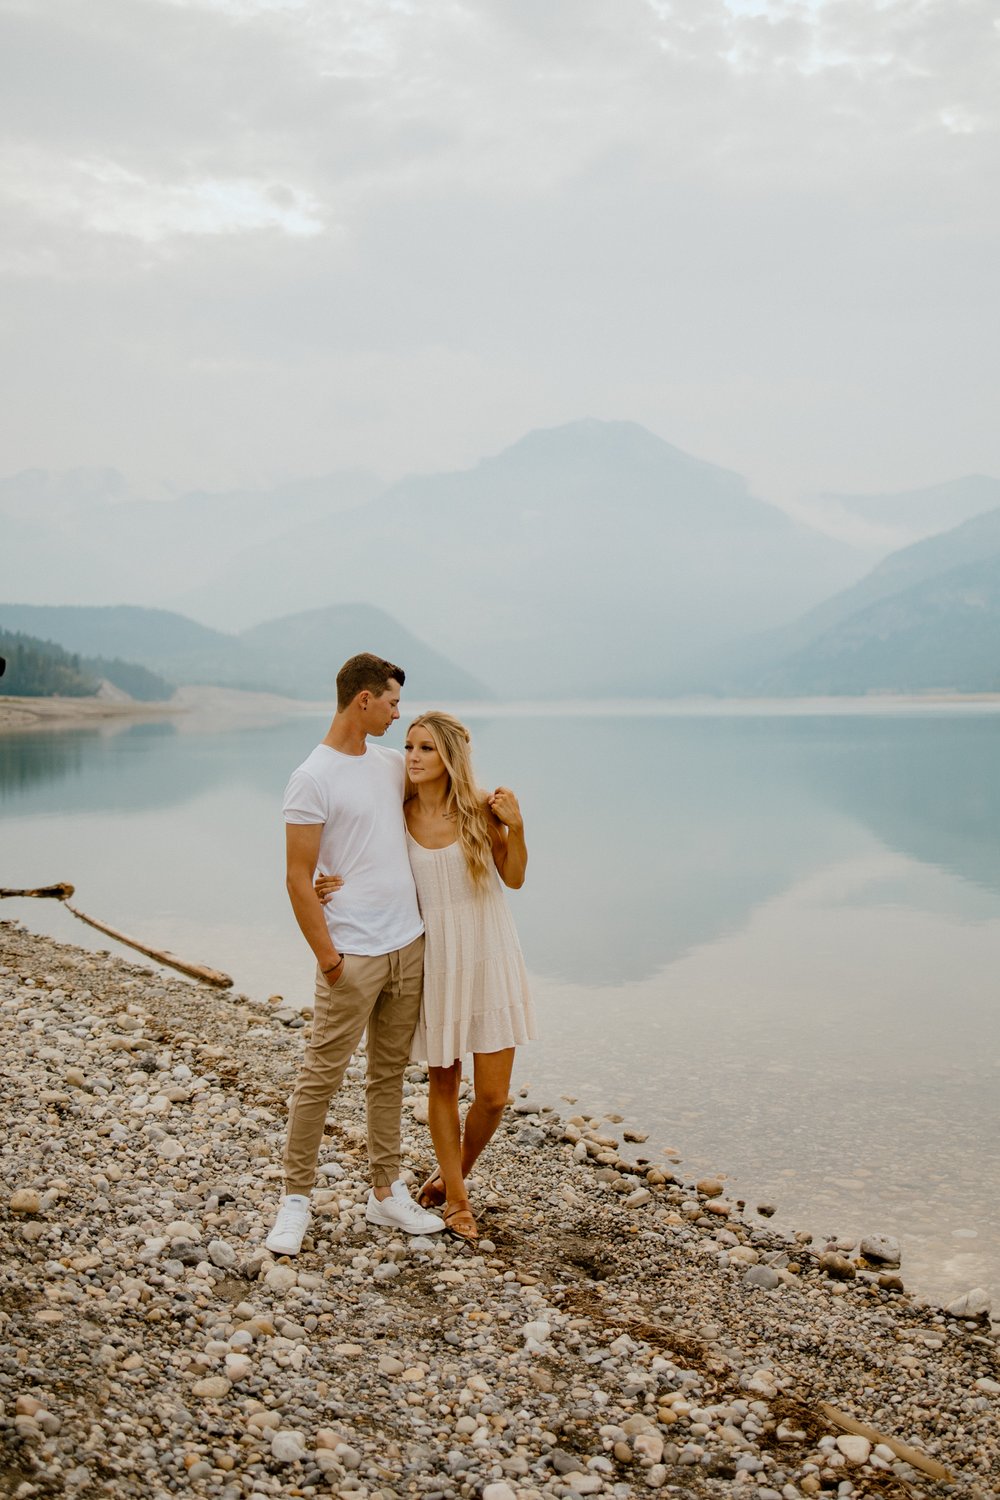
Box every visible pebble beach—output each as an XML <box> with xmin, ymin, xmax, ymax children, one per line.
<box><xmin>2</xmin><ymin>921</ymin><xmax>999</xmax><ymax>1500</ymax></box>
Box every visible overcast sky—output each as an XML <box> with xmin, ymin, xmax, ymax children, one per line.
<box><xmin>1</xmin><ymin>0</ymin><xmax>997</xmax><ymax>504</ymax></box>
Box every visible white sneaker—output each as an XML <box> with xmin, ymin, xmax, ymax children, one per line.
<box><xmin>265</xmin><ymin>1194</ymin><xmax>311</xmax><ymax>1255</ymax></box>
<box><xmin>365</xmin><ymin>1180</ymin><xmax>444</xmax><ymax>1235</ymax></box>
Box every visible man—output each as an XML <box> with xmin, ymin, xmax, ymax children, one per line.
<box><xmin>265</xmin><ymin>652</ymin><xmax>443</xmax><ymax>1255</ymax></box>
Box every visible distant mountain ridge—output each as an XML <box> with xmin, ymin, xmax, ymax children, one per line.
<box><xmin>803</xmin><ymin>475</ymin><xmax>1000</xmax><ymax>550</ymax></box>
<box><xmin>725</xmin><ymin>507</ymin><xmax>1000</xmax><ymax>694</ymax></box>
<box><xmin>168</xmin><ymin>420</ymin><xmax>869</xmax><ymax>696</ymax></box>
<box><xmin>761</xmin><ymin>554</ymin><xmax>1000</xmax><ymax>694</ymax></box>
<box><xmin>6</xmin><ymin>422</ymin><xmax>1000</xmax><ymax>699</ymax></box>
<box><xmin>0</xmin><ymin>602</ymin><xmax>488</xmax><ymax>701</ymax></box>
<box><xmin>0</xmin><ymin>467</ymin><xmax>382</xmax><ymax>606</ymax></box>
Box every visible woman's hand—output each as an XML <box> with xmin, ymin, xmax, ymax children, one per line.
<box><xmin>488</xmin><ymin>787</ymin><xmax>523</xmax><ymax>833</ymax></box>
<box><xmin>314</xmin><ymin>873</ymin><xmax>345</xmax><ymax>905</ymax></box>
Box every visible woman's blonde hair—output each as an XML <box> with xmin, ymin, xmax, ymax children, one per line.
<box><xmin>405</xmin><ymin>711</ymin><xmax>493</xmax><ymax>887</ymax></box>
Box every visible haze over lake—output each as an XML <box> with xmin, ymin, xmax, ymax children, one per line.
<box><xmin>2</xmin><ymin>699</ymin><xmax>998</xmax><ymax>1309</ymax></box>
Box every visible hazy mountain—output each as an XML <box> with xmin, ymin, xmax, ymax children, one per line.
<box><xmin>713</xmin><ymin>504</ymin><xmax>1000</xmax><ymax>694</ymax></box>
<box><xmin>0</xmin><ymin>467</ymin><xmax>382</xmax><ymax>604</ymax></box>
<box><xmin>170</xmin><ymin>420</ymin><xmax>866</xmax><ymax>696</ymax></box>
<box><xmin>759</xmin><ymin>554</ymin><xmax>1000</xmax><ymax>694</ymax></box>
<box><xmin>0</xmin><ymin>605</ymin><xmax>243</xmax><ymax>680</ymax></box>
<box><xmin>0</xmin><ymin>602</ymin><xmax>487</xmax><ymax>701</ymax></box>
<box><xmin>0</xmin><ymin>513</ymin><xmax>130</xmax><ymax>607</ymax></box>
<box><xmin>0</xmin><ymin>465</ymin><xmax>132</xmax><ymax>520</ymax></box>
<box><xmin>709</xmin><ymin>505</ymin><xmax>1000</xmax><ymax>687</ymax></box>
<box><xmin>704</xmin><ymin>504</ymin><xmax>1000</xmax><ymax>690</ymax></box>
<box><xmin>241</xmin><ymin>605</ymin><xmax>487</xmax><ymax>701</ymax></box>
<box><xmin>798</xmin><ymin>475</ymin><xmax>1000</xmax><ymax>551</ymax></box>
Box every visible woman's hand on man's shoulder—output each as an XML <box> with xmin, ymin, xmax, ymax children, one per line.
<box><xmin>487</xmin><ymin>786</ymin><xmax>523</xmax><ymax>833</ymax></box>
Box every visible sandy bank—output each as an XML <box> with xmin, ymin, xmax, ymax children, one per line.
<box><xmin>0</xmin><ymin>686</ymin><xmax>325</xmax><ymax>736</ymax></box>
<box><xmin>2</xmin><ymin>923</ymin><xmax>998</xmax><ymax>1499</ymax></box>
<box><xmin>0</xmin><ymin>694</ymin><xmax>183</xmax><ymax>733</ymax></box>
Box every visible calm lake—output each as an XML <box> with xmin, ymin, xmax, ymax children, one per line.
<box><xmin>3</xmin><ymin>699</ymin><xmax>999</xmax><ymax>1311</ymax></box>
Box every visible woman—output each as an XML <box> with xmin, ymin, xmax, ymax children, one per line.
<box><xmin>317</xmin><ymin>711</ymin><xmax>536</xmax><ymax>1240</ymax></box>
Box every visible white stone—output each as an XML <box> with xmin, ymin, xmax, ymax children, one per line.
<box><xmin>975</xmin><ymin>1377</ymin><xmax>1000</xmax><ymax>1395</ymax></box>
<box><xmin>860</xmin><ymin>1234</ymin><xmax>901</xmax><ymax>1266</ymax></box>
<box><xmin>608</xmin><ymin>1334</ymin><xmax>636</xmax><ymax>1356</ymax></box>
<box><xmin>625</xmin><ymin>1188</ymin><xmax>652</xmax><ymax>1208</ymax></box>
<box><xmin>264</xmin><ymin>1264</ymin><xmax>298</xmax><ymax>1292</ymax></box>
<box><xmin>9</xmin><ymin>1189</ymin><xmax>41</xmax><ymax>1215</ymax></box>
<box><xmin>482</xmin><ymin>1485</ymin><xmax>517</xmax><ymax>1500</ymax></box>
<box><xmin>634</xmin><ymin>1432</ymin><xmax>664</xmax><ymax>1463</ymax></box>
<box><xmin>945</xmin><ymin>1287</ymin><xmax>992</xmax><ymax>1319</ymax></box>
<box><xmin>521</xmin><ymin>1320</ymin><xmax>551</xmax><ymax>1343</ymax></box>
<box><xmin>191</xmin><ymin>1376</ymin><xmax>231</xmax><ymax>1398</ymax></box>
<box><xmin>163</xmin><ymin>1220</ymin><xmax>199</xmax><ymax>1240</ymax></box>
<box><xmin>207</xmin><ymin>1239</ymin><xmax>237</xmax><ymax>1269</ymax></box>
<box><xmin>247</xmin><ymin>1411</ymin><xmax>282</xmax><ymax>1433</ymax></box>
<box><xmin>836</xmin><ymin>1435</ymin><xmax>871</xmax><ymax>1466</ymax></box>
<box><xmin>744</xmin><ymin>1265</ymin><xmax>781</xmax><ymax>1291</ymax></box>
<box><xmin>271</xmin><ymin>1429</ymin><xmax>307</xmax><ymax>1463</ymax></box>
<box><xmin>225</xmin><ymin>1354</ymin><xmax>253</xmax><ymax>1382</ymax></box>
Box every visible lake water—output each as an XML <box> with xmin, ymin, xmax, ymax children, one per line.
<box><xmin>3</xmin><ymin>699</ymin><xmax>999</xmax><ymax>1311</ymax></box>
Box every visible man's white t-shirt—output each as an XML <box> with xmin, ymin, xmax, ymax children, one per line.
<box><xmin>282</xmin><ymin>742</ymin><xmax>423</xmax><ymax>956</ymax></box>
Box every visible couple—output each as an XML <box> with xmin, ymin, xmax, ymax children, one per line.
<box><xmin>266</xmin><ymin>652</ymin><xmax>536</xmax><ymax>1254</ymax></box>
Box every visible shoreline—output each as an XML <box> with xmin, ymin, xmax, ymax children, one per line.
<box><xmin>2</xmin><ymin>923</ymin><xmax>998</xmax><ymax>1498</ymax></box>
<box><xmin>0</xmin><ymin>686</ymin><xmax>326</xmax><ymax>735</ymax></box>
<box><xmin>8</xmin><ymin>686</ymin><xmax>1000</xmax><ymax>738</ymax></box>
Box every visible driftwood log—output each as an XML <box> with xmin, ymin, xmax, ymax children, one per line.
<box><xmin>815</xmin><ymin>1401</ymin><xmax>956</xmax><ymax>1485</ymax></box>
<box><xmin>0</xmin><ymin>882</ymin><xmax>75</xmax><ymax>899</ymax></box>
<box><xmin>0</xmin><ymin>882</ymin><xmax>233</xmax><ymax>989</ymax></box>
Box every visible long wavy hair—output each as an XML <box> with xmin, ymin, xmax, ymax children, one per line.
<box><xmin>404</xmin><ymin>712</ymin><xmax>494</xmax><ymax>888</ymax></box>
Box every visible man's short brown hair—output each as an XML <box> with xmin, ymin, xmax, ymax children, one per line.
<box><xmin>336</xmin><ymin>653</ymin><xmax>405</xmax><ymax>711</ymax></box>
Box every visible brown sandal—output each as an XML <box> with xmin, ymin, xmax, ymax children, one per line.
<box><xmin>417</xmin><ymin>1170</ymin><xmax>446</xmax><ymax>1210</ymax></box>
<box><xmin>443</xmin><ymin>1200</ymin><xmax>479</xmax><ymax>1241</ymax></box>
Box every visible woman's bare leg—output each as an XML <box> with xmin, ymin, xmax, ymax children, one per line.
<box><xmin>461</xmin><ymin>1048</ymin><xmax>515</xmax><ymax>1178</ymax></box>
<box><xmin>427</xmin><ymin>1062</ymin><xmax>465</xmax><ymax>1205</ymax></box>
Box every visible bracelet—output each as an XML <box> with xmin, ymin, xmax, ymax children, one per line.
<box><xmin>322</xmin><ymin>954</ymin><xmax>345</xmax><ymax>975</ymax></box>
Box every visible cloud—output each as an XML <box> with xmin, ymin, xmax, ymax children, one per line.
<box><xmin>3</xmin><ymin>150</ymin><xmax>324</xmax><ymax>243</ymax></box>
<box><xmin>0</xmin><ymin>0</ymin><xmax>997</xmax><ymax>497</ymax></box>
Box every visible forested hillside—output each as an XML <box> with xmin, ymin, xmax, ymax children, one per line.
<box><xmin>0</xmin><ymin>629</ymin><xmax>174</xmax><ymax>700</ymax></box>
<box><xmin>0</xmin><ymin>630</ymin><xmax>94</xmax><ymax>696</ymax></box>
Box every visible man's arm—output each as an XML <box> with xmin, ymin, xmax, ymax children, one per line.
<box><xmin>285</xmin><ymin>823</ymin><xmax>344</xmax><ymax>975</ymax></box>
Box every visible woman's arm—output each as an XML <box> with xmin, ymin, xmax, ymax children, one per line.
<box><xmin>487</xmin><ymin>786</ymin><xmax>527</xmax><ymax>889</ymax></box>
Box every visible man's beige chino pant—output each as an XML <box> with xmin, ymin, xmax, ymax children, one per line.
<box><xmin>283</xmin><ymin>934</ymin><xmax>424</xmax><ymax>1195</ymax></box>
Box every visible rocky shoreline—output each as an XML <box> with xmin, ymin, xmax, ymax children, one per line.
<box><xmin>2</xmin><ymin>922</ymin><xmax>998</xmax><ymax>1499</ymax></box>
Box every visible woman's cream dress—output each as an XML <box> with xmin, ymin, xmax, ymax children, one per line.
<box><xmin>407</xmin><ymin>832</ymin><xmax>537</xmax><ymax>1067</ymax></box>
